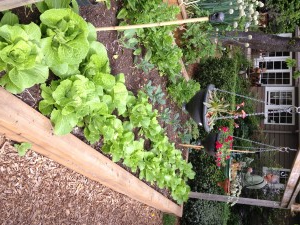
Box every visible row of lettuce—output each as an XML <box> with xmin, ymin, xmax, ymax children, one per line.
<box><xmin>0</xmin><ymin>8</ymin><xmax>195</xmax><ymax>203</ymax></box>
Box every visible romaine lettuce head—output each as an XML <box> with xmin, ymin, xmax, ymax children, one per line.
<box><xmin>0</xmin><ymin>23</ymin><xmax>48</xmax><ymax>94</ymax></box>
<box><xmin>40</xmin><ymin>8</ymin><xmax>89</xmax><ymax>78</ymax></box>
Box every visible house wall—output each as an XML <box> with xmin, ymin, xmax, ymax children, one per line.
<box><xmin>250</xmin><ymin>86</ymin><xmax>299</xmax><ymax>169</ymax></box>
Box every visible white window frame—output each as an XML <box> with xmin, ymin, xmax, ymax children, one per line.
<box><xmin>254</xmin><ymin>55</ymin><xmax>293</xmax><ymax>86</ymax></box>
<box><xmin>264</xmin><ymin>87</ymin><xmax>295</xmax><ymax>125</ymax></box>
<box><xmin>253</xmin><ymin>33</ymin><xmax>293</xmax><ymax>86</ymax></box>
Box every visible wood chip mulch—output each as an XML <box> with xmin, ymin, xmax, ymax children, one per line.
<box><xmin>0</xmin><ymin>135</ymin><xmax>163</xmax><ymax>225</ymax></box>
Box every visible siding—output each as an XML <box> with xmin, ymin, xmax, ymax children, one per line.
<box><xmin>250</xmin><ymin>87</ymin><xmax>299</xmax><ymax>169</ymax></box>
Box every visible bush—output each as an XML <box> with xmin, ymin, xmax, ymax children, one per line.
<box><xmin>193</xmin><ymin>56</ymin><xmax>237</xmax><ymax>91</ymax></box>
<box><xmin>182</xmin><ymin>199</ymin><xmax>230</xmax><ymax>225</ymax></box>
<box><xmin>163</xmin><ymin>214</ymin><xmax>177</xmax><ymax>225</ymax></box>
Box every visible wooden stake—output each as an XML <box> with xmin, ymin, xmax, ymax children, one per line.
<box><xmin>179</xmin><ymin>144</ymin><xmax>255</xmax><ymax>153</ymax></box>
<box><xmin>96</xmin><ymin>17</ymin><xmax>209</xmax><ymax>31</ymax></box>
<box><xmin>179</xmin><ymin>144</ymin><xmax>204</xmax><ymax>150</ymax></box>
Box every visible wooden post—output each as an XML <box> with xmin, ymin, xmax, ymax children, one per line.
<box><xmin>189</xmin><ymin>192</ymin><xmax>286</xmax><ymax>209</ymax></box>
<box><xmin>96</xmin><ymin>17</ymin><xmax>208</xmax><ymax>31</ymax></box>
<box><xmin>0</xmin><ymin>0</ymin><xmax>42</xmax><ymax>11</ymax></box>
<box><xmin>281</xmin><ymin>149</ymin><xmax>300</xmax><ymax>208</ymax></box>
<box><xmin>0</xmin><ymin>87</ymin><xmax>182</xmax><ymax>217</ymax></box>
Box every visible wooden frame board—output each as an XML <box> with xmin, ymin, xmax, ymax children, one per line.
<box><xmin>0</xmin><ymin>0</ymin><xmax>42</xmax><ymax>11</ymax></box>
<box><xmin>0</xmin><ymin>87</ymin><xmax>183</xmax><ymax>216</ymax></box>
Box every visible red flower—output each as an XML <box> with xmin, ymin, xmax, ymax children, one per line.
<box><xmin>215</xmin><ymin>141</ymin><xmax>223</xmax><ymax>149</ymax></box>
<box><xmin>227</xmin><ymin>136</ymin><xmax>233</xmax><ymax>141</ymax></box>
<box><xmin>226</xmin><ymin>155</ymin><xmax>231</xmax><ymax>159</ymax></box>
<box><xmin>216</xmin><ymin>162</ymin><xmax>221</xmax><ymax>167</ymax></box>
<box><xmin>221</xmin><ymin>127</ymin><xmax>229</xmax><ymax>132</ymax></box>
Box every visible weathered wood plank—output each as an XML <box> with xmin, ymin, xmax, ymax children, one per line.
<box><xmin>281</xmin><ymin>149</ymin><xmax>300</xmax><ymax>208</ymax></box>
<box><xmin>0</xmin><ymin>0</ymin><xmax>42</xmax><ymax>11</ymax></box>
<box><xmin>189</xmin><ymin>192</ymin><xmax>286</xmax><ymax>209</ymax></box>
<box><xmin>0</xmin><ymin>87</ymin><xmax>182</xmax><ymax>216</ymax></box>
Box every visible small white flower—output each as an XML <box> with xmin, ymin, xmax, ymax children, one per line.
<box><xmin>248</xmin><ymin>35</ymin><xmax>253</xmax><ymax>40</ymax></box>
<box><xmin>255</xmin><ymin>0</ymin><xmax>259</xmax><ymax>5</ymax></box>
<box><xmin>229</xmin><ymin>8</ymin><xmax>234</xmax><ymax>14</ymax></box>
<box><xmin>254</xmin><ymin>11</ymin><xmax>259</xmax><ymax>16</ymax></box>
<box><xmin>216</xmin><ymin>28</ymin><xmax>219</xmax><ymax>32</ymax></box>
<box><xmin>249</xmin><ymin>8</ymin><xmax>254</xmax><ymax>14</ymax></box>
<box><xmin>245</xmin><ymin>43</ymin><xmax>250</xmax><ymax>47</ymax></box>
<box><xmin>229</xmin><ymin>1</ymin><xmax>233</xmax><ymax>5</ymax></box>
<box><xmin>253</xmin><ymin>15</ymin><xmax>258</xmax><ymax>20</ymax></box>
<box><xmin>237</xmin><ymin>0</ymin><xmax>242</xmax><ymax>3</ymax></box>
<box><xmin>245</xmin><ymin>28</ymin><xmax>249</xmax><ymax>32</ymax></box>
<box><xmin>252</xmin><ymin>0</ymin><xmax>256</xmax><ymax>2</ymax></box>
<box><xmin>259</xmin><ymin>1</ymin><xmax>264</xmax><ymax>7</ymax></box>
<box><xmin>239</xmin><ymin>5</ymin><xmax>243</xmax><ymax>10</ymax></box>
<box><xmin>249</xmin><ymin>4</ymin><xmax>254</xmax><ymax>9</ymax></box>
<box><xmin>245</xmin><ymin>22</ymin><xmax>251</xmax><ymax>28</ymax></box>
<box><xmin>254</xmin><ymin>20</ymin><xmax>259</xmax><ymax>25</ymax></box>
<box><xmin>235</xmin><ymin>6</ymin><xmax>238</xmax><ymax>10</ymax></box>
<box><xmin>233</xmin><ymin>21</ymin><xmax>238</xmax><ymax>28</ymax></box>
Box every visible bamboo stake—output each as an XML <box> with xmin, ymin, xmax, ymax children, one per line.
<box><xmin>96</xmin><ymin>17</ymin><xmax>209</xmax><ymax>31</ymax></box>
<box><xmin>179</xmin><ymin>144</ymin><xmax>256</xmax><ymax>153</ymax></box>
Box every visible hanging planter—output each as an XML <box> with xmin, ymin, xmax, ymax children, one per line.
<box><xmin>184</xmin><ymin>84</ymin><xmax>215</xmax><ymax>132</ymax></box>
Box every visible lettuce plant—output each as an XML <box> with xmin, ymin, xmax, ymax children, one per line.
<box><xmin>40</xmin><ymin>8</ymin><xmax>90</xmax><ymax>78</ymax></box>
<box><xmin>0</xmin><ymin>23</ymin><xmax>48</xmax><ymax>94</ymax></box>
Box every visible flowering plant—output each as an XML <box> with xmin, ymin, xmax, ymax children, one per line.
<box><xmin>215</xmin><ymin>126</ymin><xmax>233</xmax><ymax>167</ymax></box>
<box><xmin>204</xmin><ymin>90</ymin><xmax>246</xmax><ymax>129</ymax></box>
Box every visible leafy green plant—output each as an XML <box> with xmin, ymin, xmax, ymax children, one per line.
<box><xmin>118</xmin><ymin>0</ymin><xmax>183</xmax><ymax>83</ymax></box>
<box><xmin>143</xmin><ymin>81</ymin><xmax>166</xmax><ymax>105</ymax></box>
<box><xmin>35</xmin><ymin>0</ymin><xmax>79</xmax><ymax>14</ymax></box>
<box><xmin>14</xmin><ymin>142</ymin><xmax>32</xmax><ymax>156</ymax></box>
<box><xmin>39</xmin><ymin>8</ymin><xmax>91</xmax><ymax>78</ymax></box>
<box><xmin>293</xmin><ymin>70</ymin><xmax>300</xmax><ymax>79</ymax></box>
<box><xmin>0</xmin><ymin>22</ymin><xmax>49</xmax><ymax>94</ymax></box>
<box><xmin>167</xmin><ymin>77</ymin><xmax>200</xmax><ymax>107</ymax></box>
<box><xmin>285</xmin><ymin>57</ymin><xmax>297</xmax><ymax>68</ymax></box>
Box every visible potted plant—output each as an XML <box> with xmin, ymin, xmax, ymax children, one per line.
<box><xmin>185</xmin><ymin>84</ymin><xmax>246</xmax><ymax>132</ymax></box>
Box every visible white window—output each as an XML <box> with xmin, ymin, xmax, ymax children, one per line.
<box><xmin>264</xmin><ymin>87</ymin><xmax>295</xmax><ymax>125</ymax></box>
<box><xmin>254</xmin><ymin>53</ymin><xmax>293</xmax><ymax>86</ymax></box>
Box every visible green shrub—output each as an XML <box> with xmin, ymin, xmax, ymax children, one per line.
<box><xmin>163</xmin><ymin>214</ymin><xmax>177</xmax><ymax>225</ymax></box>
<box><xmin>193</xmin><ymin>56</ymin><xmax>237</xmax><ymax>91</ymax></box>
<box><xmin>182</xmin><ymin>199</ymin><xmax>230</xmax><ymax>225</ymax></box>
<box><xmin>188</xmin><ymin>150</ymin><xmax>226</xmax><ymax>193</ymax></box>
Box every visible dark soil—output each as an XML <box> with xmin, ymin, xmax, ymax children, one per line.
<box><xmin>3</xmin><ymin>1</ymin><xmax>190</xmax><ymax>223</ymax></box>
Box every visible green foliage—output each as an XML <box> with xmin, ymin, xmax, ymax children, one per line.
<box><xmin>182</xmin><ymin>199</ymin><xmax>230</xmax><ymax>225</ymax></box>
<box><xmin>266</xmin><ymin>0</ymin><xmax>300</xmax><ymax>33</ymax></box>
<box><xmin>95</xmin><ymin>0</ymin><xmax>111</xmax><ymax>9</ymax></box>
<box><xmin>39</xmin><ymin>8</ymin><xmax>90</xmax><ymax>78</ymax></box>
<box><xmin>167</xmin><ymin>77</ymin><xmax>200</xmax><ymax>107</ymax></box>
<box><xmin>163</xmin><ymin>213</ymin><xmax>177</xmax><ymax>225</ymax></box>
<box><xmin>35</xmin><ymin>0</ymin><xmax>79</xmax><ymax>14</ymax></box>
<box><xmin>193</xmin><ymin>55</ymin><xmax>237</xmax><ymax>91</ymax></box>
<box><xmin>285</xmin><ymin>57</ymin><xmax>297</xmax><ymax>68</ymax></box>
<box><xmin>0</xmin><ymin>11</ymin><xmax>19</xmax><ymax>26</ymax></box>
<box><xmin>0</xmin><ymin>22</ymin><xmax>49</xmax><ymax>94</ymax></box>
<box><xmin>143</xmin><ymin>80</ymin><xmax>166</xmax><ymax>105</ymax></box>
<box><xmin>14</xmin><ymin>142</ymin><xmax>32</xmax><ymax>156</ymax></box>
<box><xmin>293</xmin><ymin>70</ymin><xmax>300</xmax><ymax>79</ymax></box>
<box><xmin>118</xmin><ymin>0</ymin><xmax>183</xmax><ymax>83</ymax></box>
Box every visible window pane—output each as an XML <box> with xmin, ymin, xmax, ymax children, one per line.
<box><xmin>269</xmin><ymin>52</ymin><xmax>276</xmax><ymax>57</ymax></box>
<box><xmin>276</xmin><ymin>52</ymin><xmax>283</xmax><ymax>56</ymax></box>
<box><xmin>274</xmin><ymin>61</ymin><xmax>281</xmax><ymax>69</ymax></box>
<box><xmin>267</xmin><ymin>61</ymin><xmax>273</xmax><ymax>69</ymax></box>
<box><xmin>282</xmin><ymin>52</ymin><xmax>290</xmax><ymax>56</ymax></box>
<box><xmin>282</xmin><ymin>61</ymin><xmax>288</xmax><ymax>69</ymax></box>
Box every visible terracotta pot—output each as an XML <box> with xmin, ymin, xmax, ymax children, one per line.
<box><xmin>184</xmin><ymin>84</ymin><xmax>215</xmax><ymax>133</ymax></box>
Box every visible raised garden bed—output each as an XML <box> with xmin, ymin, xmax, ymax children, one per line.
<box><xmin>0</xmin><ymin>0</ymin><xmax>193</xmax><ymax>217</ymax></box>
